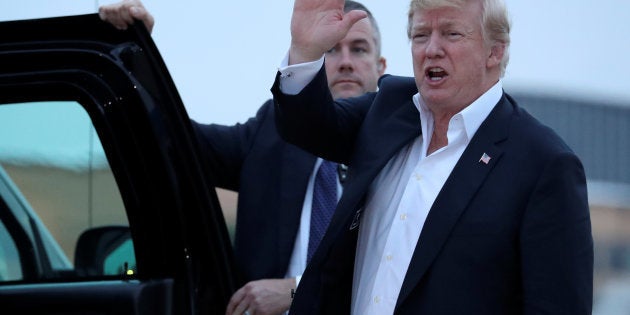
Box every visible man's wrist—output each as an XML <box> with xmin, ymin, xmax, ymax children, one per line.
<box><xmin>278</xmin><ymin>53</ymin><xmax>324</xmax><ymax>95</ymax></box>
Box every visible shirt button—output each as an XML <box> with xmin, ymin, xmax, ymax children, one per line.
<box><xmin>414</xmin><ymin>173</ymin><xmax>422</xmax><ymax>181</ymax></box>
<box><xmin>400</xmin><ymin>213</ymin><xmax>407</xmax><ymax>221</ymax></box>
<box><xmin>386</xmin><ymin>254</ymin><xmax>393</xmax><ymax>261</ymax></box>
<box><xmin>374</xmin><ymin>296</ymin><xmax>381</xmax><ymax>304</ymax></box>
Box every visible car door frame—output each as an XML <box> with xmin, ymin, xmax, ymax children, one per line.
<box><xmin>0</xmin><ymin>14</ymin><xmax>237</xmax><ymax>314</ymax></box>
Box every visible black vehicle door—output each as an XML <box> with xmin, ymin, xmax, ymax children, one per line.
<box><xmin>0</xmin><ymin>14</ymin><xmax>237</xmax><ymax>314</ymax></box>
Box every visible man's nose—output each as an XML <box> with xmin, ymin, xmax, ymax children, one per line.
<box><xmin>338</xmin><ymin>48</ymin><xmax>355</xmax><ymax>71</ymax></box>
<box><xmin>425</xmin><ymin>35</ymin><xmax>445</xmax><ymax>58</ymax></box>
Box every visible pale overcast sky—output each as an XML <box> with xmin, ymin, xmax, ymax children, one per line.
<box><xmin>2</xmin><ymin>0</ymin><xmax>630</xmax><ymax>124</ymax></box>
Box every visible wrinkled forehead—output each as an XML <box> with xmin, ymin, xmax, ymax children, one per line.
<box><xmin>343</xmin><ymin>18</ymin><xmax>378</xmax><ymax>46</ymax></box>
<box><xmin>409</xmin><ymin>0</ymin><xmax>467</xmax><ymax>11</ymax></box>
<box><xmin>409</xmin><ymin>0</ymin><xmax>465</xmax><ymax>16</ymax></box>
<box><xmin>331</xmin><ymin>18</ymin><xmax>381</xmax><ymax>58</ymax></box>
<box><xmin>407</xmin><ymin>0</ymin><xmax>482</xmax><ymax>36</ymax></box>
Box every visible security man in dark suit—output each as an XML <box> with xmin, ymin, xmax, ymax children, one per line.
<box><xmin>99</xmin><ymin>1</ymin><xmax>386</xmax><ymax>314</ymax></box>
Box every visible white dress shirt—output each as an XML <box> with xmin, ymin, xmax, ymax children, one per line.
<box><xmin>352</xmin><ymin>85</ymin><xmax>501</xmax><ymax>314</ymax></box>
<box><xmin>284</xmin><ymin>157</ymin><xmax>343</xmax><ymax>286</ymax></box>
<box><xmin>279</xmin><ymin>54</ymin><xmax>502</xmax><ymax>314</ymax></box>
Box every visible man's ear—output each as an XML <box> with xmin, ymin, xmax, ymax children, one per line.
<box><xmin>377</xmin><ymin>57</ymin><xmax>387</xmax><ymax>76</ymax></box>
<box><xmin>487</xmin><ymin>42</ymin><xmax>505</xmax><ymax>68</ymax></box>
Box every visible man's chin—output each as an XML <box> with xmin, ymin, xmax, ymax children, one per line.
<box><xmin>332</xmin><ymin>88</ymin><xmax>363</xmax><ymax>100</ymax></box>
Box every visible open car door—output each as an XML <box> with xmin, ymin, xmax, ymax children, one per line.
<box><xmin>0</xmin><ymin>14</ymin><xmax>237</xmax><ymax>314</ymax></box>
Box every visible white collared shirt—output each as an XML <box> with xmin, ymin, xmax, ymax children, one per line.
<box><xmin>352</xmin><ymin>85</ymin><xmax>502</xmax><ymax>315</ymax></box>
<box><xmin>278</xmin><ymin>55</ymin><xmax>502</xmax><ymax>314</ymax></box>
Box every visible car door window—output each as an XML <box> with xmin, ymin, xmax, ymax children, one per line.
<box><xmin>0</xmin><ymin>101</ymin><xmax>134</xmax><ymax>282</ymax></box>
<box><xmin>0</xmin><ymin>219</ymin><xmax>21</xmax><ymax>281</ymax></box>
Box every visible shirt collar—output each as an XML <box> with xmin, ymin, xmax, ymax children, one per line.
<box><xmin>412</xmin><ymin>80</ymin><xmax>503</xmax><ymax>140</ymax></box>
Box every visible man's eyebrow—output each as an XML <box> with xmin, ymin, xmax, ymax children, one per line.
<box><xmin>351</xmin><ymin>38</ymin><xmax>370</xmax><ymax>45</ymax></box>
<box><xmin>412</xmin><ymin>19</ymin><xmax>460</xmax><ymax>31</ymax></box>
<box><xmin>411</xmin><ymin>23</ymin><xmax>428</xmax><ymax>34</ymax></box>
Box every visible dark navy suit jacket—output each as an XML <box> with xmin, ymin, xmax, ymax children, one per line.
<box><xmin>272</xmin><ymin>67</ymin><xmax>593</xmax><ymax>314</ymax></box>
<box><xmin>193</xmin><ymin>100</ymin><xmax>317</xmax><ymax>282</ymax></box>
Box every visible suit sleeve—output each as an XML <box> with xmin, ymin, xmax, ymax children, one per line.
<box><xmin>191</xmin><ymin>100</ymin><xmax>273</xmax><ymax>190</ymax></box>
<box><xmin>520</xmin><ymin>151</ymin><xmax>593</xmax><ymax>314</ymax></box>
<box><xmin>271</xmin><ymin>65</ymin><xmax>372</xmax><ymax>164</ymax></box>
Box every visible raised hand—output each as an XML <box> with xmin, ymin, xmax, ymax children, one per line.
<box><xmin>98</xmin><ymin>0</ymin><xmax>154</xmax><ymax>33</ymax></box>
<box><xmin>289</xmin><ymin>0</ymin><xmax>367</xmax><ymax>64</ymax></box>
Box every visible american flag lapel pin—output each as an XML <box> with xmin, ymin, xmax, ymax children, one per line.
<box><xmin>479</xmin><ymin>153</ymin><xmax>491</xmax><ymax>164</ymax></box>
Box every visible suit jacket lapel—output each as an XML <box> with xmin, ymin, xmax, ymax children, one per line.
<box><xmin>341</xmin><ymin>76</ymin><xmax>421</xmax><ymax>228</ymax></box>
<box><xmin>395</xmin><ymin>95</ymin><xmax>513</xmax><ymax>309</ymax></box>
<box><xmin>305</xmin><ymin>93</ymin><xmax>422</xmax><ymax>314</ymax></box>
<box><xmin>312</xmin><ymin>85</ymin><xmax>421</xmax><ymax>269</ymax></box>
<box><xmin>331</xmin><ymin>96</ymin><xmax>421</xmax><ymax>239</ymax></box>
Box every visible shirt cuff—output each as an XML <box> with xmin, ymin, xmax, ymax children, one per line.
<box><xmin>278</xmin><ymin>52</ymin><xmax>325</xmax><ymax>95</ymax></box>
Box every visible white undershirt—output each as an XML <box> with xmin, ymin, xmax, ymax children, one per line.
<box><xmin>279</xmin><ymin>54</ymin><xmax>502</xmax><ymax>314</ymax></box>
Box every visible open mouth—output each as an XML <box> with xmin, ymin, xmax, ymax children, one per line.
<box><xmin>426</xmin><ymin>67</ymin><xmax>447</xmax><ymax>81</ymax></box>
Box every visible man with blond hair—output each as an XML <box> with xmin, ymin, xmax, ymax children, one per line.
<box><xmin>272</xmin><ymin>0</ymin><xmax>593</xmax><ymax>314</ymax></box>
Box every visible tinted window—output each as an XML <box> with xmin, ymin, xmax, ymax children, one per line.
<box><xmin>0</xmin><ymin>219</ymin><xmax>21</xmax><ymax>281</ymax></box>
<box><xmin>0</xmin><ymin>101</ymin><xmax>134</xmax><ymax>282</ymax></box>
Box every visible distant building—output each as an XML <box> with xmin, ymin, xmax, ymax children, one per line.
<box><xmin>513</xmin><ymin>92</ymin><xmax>630</xmax><ymax>195</ymax></box>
